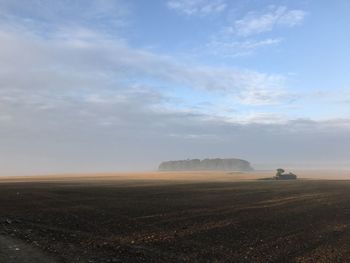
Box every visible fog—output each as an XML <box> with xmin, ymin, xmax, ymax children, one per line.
<box><xmin>1</xmin><ymin>116</ymin><xmax>350</xmax><ymax>175</ymax></box>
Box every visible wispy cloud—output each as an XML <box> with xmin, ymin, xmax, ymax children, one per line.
<box><xmin>167</xmin><ymin>0</ymin><xmax>226</xmax><ymax>16</ymax></box>
<box><xmin>0</xmin><ymin>0</ymin><xmax>129</xmax><ymax>34</ymax></box>
<box><xmin>234</xmin><ymin>6</ymin><xmax>306</xmax><ymax>37</ymax></box>
<box><xmin>229</xmin><ymin>112</ymin><xmax>287</xmax><ymax>124</ymax></box>
<box><xmin>202</xmin><ymin>5</ymin><xmax>306</xmax><ymax>58</ymax></box>
<box><xmin>0</xmin><ymin>24</ymin><xmax>287</xmax><ymax>116</ymax></box>
<box><xmin>207</xmin><ymin>37</ymin><xmax>282</xmax><ymax>57</ymax></box>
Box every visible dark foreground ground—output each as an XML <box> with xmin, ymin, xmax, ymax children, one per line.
<box><xmin>1</xmin><ymin>178</ymin><xmax>350</xmax><ymax>262</ymax></box>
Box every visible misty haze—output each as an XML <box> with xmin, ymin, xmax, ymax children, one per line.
<box><xmin>1</xmin><ymin>0</ymin><xmax>350</xmax><ymax>262</ymax></box>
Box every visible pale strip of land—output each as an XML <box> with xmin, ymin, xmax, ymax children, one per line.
<box><xmin>0</xmin><ymin>170</ymin><xmax>350</xmax><ymax>183</ymax></box>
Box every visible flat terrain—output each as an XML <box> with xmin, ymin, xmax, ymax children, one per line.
<box><xmin>1</xmin><ymin>171</ymin><xmax>350</xmax><ymax>262</ymax></box>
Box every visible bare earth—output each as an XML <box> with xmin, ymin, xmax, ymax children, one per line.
<box><xmin>1</xmin><ymin>170</ymin><xmax>350</xmax><ymax>262</ymax></box>
<box><xmin>0</xmin><ymin>235</ymin><xmax>57</xmax><ymax>263</ymax></box>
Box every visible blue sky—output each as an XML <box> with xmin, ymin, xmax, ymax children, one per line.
<box><xmin>0</xmin><ymin>0</ymin><xmax>350</xmax><ymax>174</ymax></box>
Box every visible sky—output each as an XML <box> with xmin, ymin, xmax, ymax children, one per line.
<box><xmin>0</xmin><ymin>0</ymin><xmax>350</xmax><ymax>175</ymax></box>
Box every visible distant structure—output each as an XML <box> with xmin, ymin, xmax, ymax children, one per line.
<box><xmin>158</xmin><ymin>158</ymin><xmax>254</xmax><ymax>172</ymax></box>
<box><xmin>275</xmin><ymin>168</ymin><xmax>297</xmax><ymax>180</ymax></box>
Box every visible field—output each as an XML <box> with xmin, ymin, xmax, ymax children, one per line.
<box><xmin>1</xmin><ymin>171</ymin><xmax>350</xmax><ymax>262</ymax></box>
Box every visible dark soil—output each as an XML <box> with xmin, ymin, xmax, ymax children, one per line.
<box><xmin>1</xmin><ymin>179</ymin><xmax>350</xmax><ymax>262</ymax></box>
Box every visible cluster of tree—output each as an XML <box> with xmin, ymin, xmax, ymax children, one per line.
<box><xmin>158</xmin><ymin>158</ymin><xmax>254</xmax><ymax>171</ymax></box>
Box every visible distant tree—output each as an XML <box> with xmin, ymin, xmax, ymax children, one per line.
<box><xmin>276</xmin><ymin>168</ymin><xmax>285</xmax><ymax>178</ymax></box>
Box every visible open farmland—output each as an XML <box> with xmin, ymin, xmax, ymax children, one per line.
<box><xmin>1</xmin><ymin>171</ymin><xmax>350</xmax><ymax>262</ymax></box>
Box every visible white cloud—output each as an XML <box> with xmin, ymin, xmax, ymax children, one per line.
<box><xmin>2</xmin><ymin>2</ymin><xmax>349</xmax><ymax>174</ymax></box>
<box><xmin>229</xmin><ymin>112</ymin><xmax>287</xmax><ymax>124</ymax></box>
<box><xmin>203</xmin><ymin>5</ymin><xmax>305</xmax><ymax>58</ymax></box>
<box><xmin>1</xmin><ymin>24</ymin><xmax>350</xmax><ymax>174</ymax></box>
<box><xmin>167</xmin><ymin>0</ymin><xmax>226</xmax><ymax>16</ymax></box>
<box><xmin>234</xmin><ymin>6</ymin><xmax>306</xmax><ymax>37</ymax></box>
<box><xmin>0</xmin><ymin>23</ymin><xmax>289</xmax><ymax>134</ymax></box>
<box><xmin>237</xmin><ymin>83</ymin><xmax>286</xmax><ymax>106</ymax></box>
<box><xmin>207</xmin><ymin>38</ymin><xmax>282</xmax><ymax>57</ymax></box>
<box><xmin>0</xmin><ymin>0</ymin><xmax>129</xmax><ymax>34</ymax></box>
